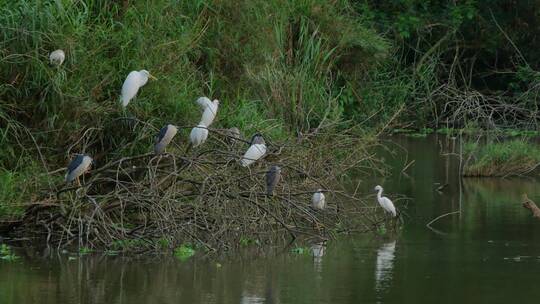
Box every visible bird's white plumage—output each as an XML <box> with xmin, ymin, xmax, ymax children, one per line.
<box><xmin>190</xmin><ymin>125</ymin><xmax>209</xmax><ymax>147</ymax></box>
<box><xmin>199</xmin><ymin>99</ymin><xmax>219</xmax><ymax>127</ymax></box>
<box><xmin>195</xmin><ymin>96</ymin><xmax>212</xmax><ymax>110</ymax></box>
<box><xmin>49</xmin><ymin>49</ymin><xmax>65</xmax><ymax>66</ymax></box>
<box><xmin>120</xmin><ymin>70</ymin><xmax>151</xmax><ymax>107</ymax></box>
<box><xmin>312</xmin><ymin>190</ymin><xmax>326</xmax><ymax>210</ymax></box>
<box><xmin>240</xmin><ymin>143</ymin><xmax>266</xmax><ymax>166</ymax></box>
<box><xmin>375</xmin><ymin>185</ymin><xmax>397</xmax><ymax>217</ymax></box>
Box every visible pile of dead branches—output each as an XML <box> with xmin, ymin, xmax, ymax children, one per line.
<box><xmin>10</xmin><ymin>126</ymin><xmax>387</xmax><ymax>252</ymax></box>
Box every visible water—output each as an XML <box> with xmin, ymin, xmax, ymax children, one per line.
<box><xmin>2</xmin><ymin>135</ymin><xmax>540</xmax><ymax>303</ymax></box>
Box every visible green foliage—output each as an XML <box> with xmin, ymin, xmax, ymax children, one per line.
<box><xmin>174</xmin><ymin>244</ymin><xmax>196</xmax><ymax>261</ymax></box>
<box><xmin>377</xmin><ymin>224</ymin><xmax>387</xmax><ymax>236</ymax></box>
<box><xmin>0</xmin><ymin>244</ymin><xmax>19</xmax><ymax>261</ymax></box>
<box><xmin>239</xmin><ymin>237</ymin><xmax>260</xmax><ymax>247</ymax></box>
<box><xmin>78</xmin><ymin>246</ymin><xmax>92</xmax><ymax>255</ymax></box>
<box><xmin>290</xmin><ymin>246</ymin><xmax>310</xmax><ymax>255</ymax></box>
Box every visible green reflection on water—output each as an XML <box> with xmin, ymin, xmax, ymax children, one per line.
<box><xmin>1</xmin><ymin>135</ymin><xmax>539</xmax><ymax>304</ymax></box>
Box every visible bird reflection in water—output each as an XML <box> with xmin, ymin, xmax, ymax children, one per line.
<box><xmin>311</xmin><ymin>242</ymin><xmax>326</xmax><ymax>273</ymax></box>
<box><xmin>375</xmin><ymin>241</ymin><xmax>396</xmax><ymax>292</ymax></box>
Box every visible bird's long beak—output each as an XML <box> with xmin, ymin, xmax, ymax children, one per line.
<box><xmin>149</xmin><ymin>74</ymin><xmax>158</xmax><ymax>80</ymax></box>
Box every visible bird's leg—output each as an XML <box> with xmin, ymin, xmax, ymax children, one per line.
<box><xmin>76</xmin><ymin>177</ymin><xmax>81</xmax><ymax>187</ymax></box>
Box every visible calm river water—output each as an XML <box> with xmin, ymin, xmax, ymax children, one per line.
<box><xmin>1</xmin><ymin>135</ymin><xmax>540</xmax><ymax>303</ymax></box>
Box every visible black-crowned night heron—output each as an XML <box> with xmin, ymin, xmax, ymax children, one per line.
<box><xmin>225</xmin><ymin>127</ymin><xmax>241</xmax><ymax>145</ymax></box>
<box><xmin>199</xmin><ymin>99</ymin><xmax>219</xmax><ymax>127</ymax></box>
<box><xmin>195</xmin><ymin>96</ymin><xmax>212</xmax><ymax>110</ymax></box>
<box><xmin>312</xmin><ymin>189</ymin><xmax>326</xmax><ymax>210</ymax></box>
<box><xmin>189</xmin><ymin>124</ymin><xmax>209</xmax><ymax>148</ymax></box>
<box><xmin>240</xmin><ymin>133</ymin><xmax>266</xmax><ymax>167</ymax></box>
<box><xmin>374</xmin><ymin>185</ymin><xmax>396</xmax><ymax>217</ymax></box>
<box><xmin>154</xmin><ymin>124</ymin><xmax>178</xmax><ymax>154</ymax></box>
<box><xmin>266</xmin><ymin>165</ymin><xmax>281</xmax><ymax>196</ymax></box>
<box><xmin>120</xmin><ymin>70</ymin><xmax>156</xmax><ymax>107</ymax></box>
<box><xmin>66</xmin><ymin>154</ymin><xmax>93</xmax><ymax>186</ymax></box>
<box><xmin>49</xmin><ymin>49</ymin><xmax>65</xmax><ymax>66</ymax></box>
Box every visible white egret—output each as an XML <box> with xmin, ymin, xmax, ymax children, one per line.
<box><xmin>240</xmin><ymin>134</ymin><xmax>266</xmax><ymax>167</ymax></box>
<box><xmin>120</xmin><ymin>70</ymin><xmax>156</xmax><ymax>107</ymax></box>
<box><xmin>49</xmin><ymin>49</ymin><xmax>65</xmax><ymax>66</ymax></box>
<box><xmin>374</xmin><ymin>185</ymin><xmax>397</xmax><ymax>217</ymax></box>
<box><xmin>195</xmin><ymin>96</ymin><xmax>212</xmax><ymax>110</ymax></box>
<box><xmin>66</xmin><ymin>154</ymin><xmax>93</xmax><ymax>186</ymax></box>
<box><xmin>312</xmin><ymin>189</ymin><xmax>326</xmax><ymax>210</ymax></box>
<box><xmin>200</xmin><ymin>99</ymin><xmax>219</xmax><ymax>127</ymax></box>
<box><xmin>189</xmin><ymin>124</ymin><xmax>209</xmax><ymax>148</ymax></box>
<box><xmin>154</xmin><ymin>124</ymin><xmax>178</xmax><ymax>154</ymax></box>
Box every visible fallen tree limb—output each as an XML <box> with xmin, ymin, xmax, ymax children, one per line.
<box><xmin>522</xmin><ymin>194</ymin><xmax>540</xmax><ymax>219</ymax></box>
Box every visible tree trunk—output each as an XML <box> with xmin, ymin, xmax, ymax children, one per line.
<box><xmin>522</xmin><ymin>194</ymin><xmax>540</xmax><ymax>219</ymax></box>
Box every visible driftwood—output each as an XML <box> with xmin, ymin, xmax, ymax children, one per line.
<box><xmin>522</xmin><ymin>194</ymin><xmax>540</xmax><ymax>219</ymax></box>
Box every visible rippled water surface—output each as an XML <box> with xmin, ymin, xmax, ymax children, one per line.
<box><xmin>1</xmin><ymin>135</ymin><xmax>540</xmax><ymax>303</ymax></box>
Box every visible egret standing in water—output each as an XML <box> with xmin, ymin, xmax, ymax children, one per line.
<box><xmin>195</xmin><ymin>96</ymin><xmax>212</xmax><ymax>110</ymax></box>
<box><xmin>200</xmin><ymin>99</ymin><xmax>219</xmax><ymax>127</ymax></box>
<box><xmin>266</xmin><ymin>165</ymin><xmax>281</xmax><ymax>196</ymax></box>
<box><xmin>374</xmin><ymin>185</ymin><xmax>397</xmax><ymax>217</ymax></box>
<box><xmin>66</xmin><ymin>154</ymin><xmax>93</xmax><ymax>186</ymax></box>
<box><xmin>49</xmin><ymin>49</ymin><xmax>65</xmax><ymax>66</ymax></box>
<box><xmin>312</xmin><ymin>189</ymin><xmax>326</xmax><ymax>210</ymax></box>
<box><xmin>154</xmin><ymin>124</ymin><xmax>178</xmax><ymax>154</ymax></box>
<box><xmin>189</xmin><ymin>124</ymin><xmax>209</xmax><ymax>148</ymax></box>
<box><xmin>240</xmin><ymin>134</ymin><xmax>266</xmax><ymax>167</ymax></box>
<box><xmin>120</xmin><ymin>70</ymin><xmax>156</xmax><ymax>107</ymax></box>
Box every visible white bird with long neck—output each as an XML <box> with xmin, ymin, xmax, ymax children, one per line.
<box><xmin>374</xmin><ymin>185</ymin><xmax>397</xmax><ymax>217</ymax></box>
<box><xmin>49</xmin><ymin>49</ymin><xmax>65</xmax><ymax>66</ymax></box>
<box><xmin>240</xmin><ymin>134</ymin><xmax>266</xmax><ymax>167</ymax></box>
<box><xmin>199</xmin><ymin>99</ymin><xmax>219</xmax><ymax>127</ymax></box>
<box><xmin>189</xmin><ymin>124</ymin><xmax>209</xmax><ymax>148</ymax></box>
<box><xmin>312</xmin><ymin>189</ymin><xmax>326</xmax><ymax>210</ymax></box>
<box><xmin>120</xmin><ymin>70</ymin><xmax>156</xmax><ymax>107</ymax></box>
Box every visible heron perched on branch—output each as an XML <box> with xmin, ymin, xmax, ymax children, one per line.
<box><xmin>49</xmin><ymin>49</ymin><xmax>65</xmax><ymax>66</ymax></box>
<box><xmin>312</xmin><ymin>189</ymin><xmax>326</xmax><ymax>210</ymax></box>
<box><xmin>200</xmin><ymin>99</ymin><xmax>219</xmax><ymax>127</ymax></box>
<box><xmin>65</xmin><ymin>154</ymin><xmax>93</xmax><ymax>186</ymax></box>
<box><xmin>190</xmin><ymin>124</ymin><xmax>209</xmax><ymax>148</ymax></box>
<box><xmin>120</xmin><ymin>70</ymin><xmax>156</xmax><ymax>107</ymax></box>
<box><xmin>374</xmin><ymin>185</ymin><xmax>396</xmax><ymax>217</ymax></box>
<box><xmin>240</xmin><ymin>134</ymin><xmax>266</xmax><ymax>167</ymax></box>
<box><xmin>154</xmin><ymin>124</ymin><xmax>178</xmax><ymax>154</ymax></box>
<box><xmin>266</xmin><ymin>165</ymin><xmax>281</xmax><ymax>196</ymax></box>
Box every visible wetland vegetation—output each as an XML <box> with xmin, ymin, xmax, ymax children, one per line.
<box><xmin>0</xmin><ymin>0</ymin><xmax>539</xmax><ymax>255</ymax></box>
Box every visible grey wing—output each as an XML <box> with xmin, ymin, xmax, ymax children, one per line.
<box><xmin>156</xmin><ymin>125</ymin><xmax>168</xmax><ymax>143</ymax></box>
<box><xmin>67</xmin><ymin>155</ymin><xmax>84</xmax><ymax>174</ymax></box>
